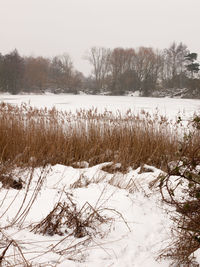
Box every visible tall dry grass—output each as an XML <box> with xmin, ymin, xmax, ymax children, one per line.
<box><xmin>0</xmin><ymin>102</ymin><xmax>199</xmax><ymax>266</ymax></box>
<box><xmin>0</xmin><ymin>102</ymin><xmax>189</xmax><ymax>170</ymax></box>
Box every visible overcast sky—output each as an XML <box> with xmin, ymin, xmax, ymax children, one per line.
<box><xmin>0</xmin><ymin>0</ymin><xmax>199</xmax><ymax>75</ymax></box>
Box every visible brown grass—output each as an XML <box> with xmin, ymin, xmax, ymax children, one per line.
<box><xmin>0</xmin><ymin>103</ymin><xmax>200</xmax><ymax>266</ymax></box>
<box><xmin>0</xmin><ymin>102</ymin><xmax>191</xmax><ymax>170</ymax></box>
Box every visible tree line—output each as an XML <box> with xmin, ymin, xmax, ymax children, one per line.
<box><xmin>86</xmin><ymin>43</ymin><xmax>200</xmax><ymax>96</ymax></box>
<box><xmin>0</xmin><ymin>42</ymin><xmax>199</xmax><ymax>96</ymax></box>
<box><xmin>0</xmin><ymin>51</ymin><xmax>84</xmax><ymax>94</ymax></box>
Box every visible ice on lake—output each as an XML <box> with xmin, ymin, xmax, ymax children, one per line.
<box><xmin>0</xmin><ymin>93</ymin><xmax>200</xmax><ymax>121</ymax></box>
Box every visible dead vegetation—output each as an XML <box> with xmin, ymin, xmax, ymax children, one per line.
<box><xmin>0</xmin><ymin>230</ymin><xmax>32</xmax><ymax>267</ymax></box>
<box><xmin>158</xmin><ymin>116</ymin><xmax>200</xmax><ymax>266</ymax></box>
<box><xmin>0</xmin><ymin>102</ymin><xmax>183</xmax><ymax>170</ymax></box>
<box><xmin>0</xmin><ymin>103</ymin><xmax>200</xmax><ymax>266</ymax></box>
<box><xmin>0</xmin><ymin>162</ymin><xmax>130</xmax><ymax>266</ymax></box>
<box><xmin>31</xmin><ymin>192</ymin><xmax>112</xmax><ymax>239</ymax></box>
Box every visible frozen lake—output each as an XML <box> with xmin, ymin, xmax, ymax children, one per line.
<box><xmin>0</xmin><ymin>93</ymin><xmax>200</xmax><ymax>121</ymax></box>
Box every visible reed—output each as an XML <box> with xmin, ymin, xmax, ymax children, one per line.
<box><xmin>0</xmin><ymin>102</ymin><xmax>188</xmax><ymax>170</ymax></box>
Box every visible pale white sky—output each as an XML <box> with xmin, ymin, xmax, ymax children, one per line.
<box><xmin>0</xmin><ymin>0</ymin><xmax>199</xmax><ymax>75</ymax></box>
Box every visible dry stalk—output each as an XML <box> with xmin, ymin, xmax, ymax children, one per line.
<box><xmin>0</xmin><ymin>230</ymin><xmax>31</xmax><ymax>267</ymax></box>
<box><xmin>158</xmin><ymin>116</ymin><xmax>200</xmax><ymax>266</ymax></box>
<box><xmin>0</xmin><ymin>102</ymin><xmax>182</xmax><ymax>170</ymax></box>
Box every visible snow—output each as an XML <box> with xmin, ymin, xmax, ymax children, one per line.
<box><xmin>0</xmin><ymin>93</ymin><xmax>200</xmax><ymax>121</ymax></box>
<box><xmin>0</xmin><ymin>94</ymin><xmax>199</xmax><ymax>266</ymax></box>
<box><xmin>0</xmin><ymin>163</ymin><xmax>175</xmax><ymax>266</ymax></box>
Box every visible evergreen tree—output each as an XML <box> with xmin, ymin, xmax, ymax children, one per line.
<box><xmin>185</xmin><ymin>53</ymin><xmax>200</xmax><ymax>78</ymax></box>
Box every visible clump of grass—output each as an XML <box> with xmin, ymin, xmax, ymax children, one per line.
<box><xmin>31</xmin><ymin>193</ymin><xmax>110</xmax><ymax>239</ymax></box>
<box><xmin>30</xmin><ymin>189</ymin><xmax>130</xmax><ymax>262</ymax></box>
<box><xmin>0</xmin><ymin>102</ymin><xmax>190</xmax><ymax>170</ymax></box>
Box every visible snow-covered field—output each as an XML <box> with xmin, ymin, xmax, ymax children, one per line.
<box><xmin>0</xmin><ymin>93</ymin><xmax>200</xmax><ymax>120</ymax></box>
<box><xmin>0</xmin><ymin>163</ymin><xmax>173</xmax><ymax>267</ymax></box>
<box><xmin>0</xmin><ymin>94</ymin><xmax>200</xmax><ymax>266</ymax></box>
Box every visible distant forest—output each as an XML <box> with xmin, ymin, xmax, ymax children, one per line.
<box><xmin>0</xmin><ymin>42</ymin><xmax>199</xmax><ymax>97</ymax></box>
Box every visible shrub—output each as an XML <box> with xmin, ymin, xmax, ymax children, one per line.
<box><xmin>159</xmin><ymin>115</ymin><xmax>200</xmax><ymax>266</ymax></box>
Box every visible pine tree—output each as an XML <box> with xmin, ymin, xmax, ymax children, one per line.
<box><xmin>185</xmin><ymin>53</ymin><xmax>200</xmax><ymax>78</ymax></box>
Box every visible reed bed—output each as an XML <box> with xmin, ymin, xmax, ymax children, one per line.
<box><xmin>0</xmin><ymin>102</ymin><xmax>200</xmax><ymax>266</ymax></box>
<box><xmin>0</xmin><ymin>102</ymin><xmax>192</xmax><ymax>170</ymax></box>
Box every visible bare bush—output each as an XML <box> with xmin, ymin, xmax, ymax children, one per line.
<box><xmin>158</xmin><ymin>115</ymin><xmax>200</xmax><ymax>266</ymax></box>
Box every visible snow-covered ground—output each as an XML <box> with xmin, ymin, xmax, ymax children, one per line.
<box><xmin>0</xmin><ymin>94</ymin><xmax>200</xmax><ymax>266</ymax></box>
<box><xmin>0</xmin><ymin>163</ymin><xmax>174</xmax><ymax>267</ymax></box>
<box><xmin>0</xmin><ymin>93</ymin><xmax>200</xmax><ymax>121</ymax></box>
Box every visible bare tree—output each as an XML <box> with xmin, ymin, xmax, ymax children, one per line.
<box><xmin>134</xmin><ymin>47</ymin><xmax>163</xmax><ymax>95</ymax></box>
<box><xmin>163</xmin><ymin>42</ymin><xmax>189</xmax><ymax>88</ymax></box>
<box><xmin>85</xmin><ymin>47</ymin><xmax>111</xmax><ymax>92</ymax></box>
<box><xmin>109</xmin><ymin>48</ymin><xmax>136</xmax><ymax>94</ymax></box>
<box><xmin>49</xmin><ymin>54</ymin><xmax>75</xmax><ymax>92</ymax></box>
